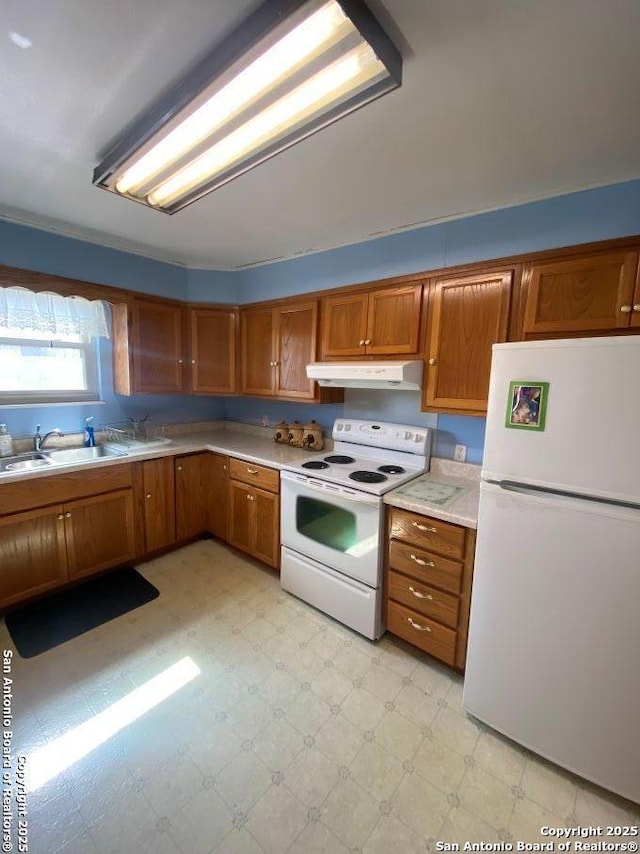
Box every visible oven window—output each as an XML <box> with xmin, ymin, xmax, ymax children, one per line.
<box><xmin>296</xmin><ymin>496</ymin><xmax>357</xmax><ymax>552</ymax></box>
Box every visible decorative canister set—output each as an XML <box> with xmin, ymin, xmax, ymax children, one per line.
<box><xmin>274</xmin><ymin>420</ymin><xmax>324</xmax><ymax>450</ymax></box>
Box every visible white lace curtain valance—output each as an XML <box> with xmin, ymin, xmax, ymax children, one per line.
<box><xmin>0</xmin><ymin>286</ymin><xmax>110</xmax><ymax>339</ymax></box>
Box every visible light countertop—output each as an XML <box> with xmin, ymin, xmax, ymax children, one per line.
<box><xmin>0</xmin><ymin>422</ymin><xmax>315</xmax><ymax>486</ymax></box>
<box><xmin>383</xmin><ymin>458</ymin><xmax>481</xmax><ymax>529</ymax></box>
<box><xmin>0</xmin><ymin>423</ymin><xmax>482</xmax><ymax>531</ymax></box>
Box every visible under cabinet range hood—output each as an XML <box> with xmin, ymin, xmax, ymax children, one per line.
<box><xmin>306</xmin><ymin>360</ymin><xmax>423</xmax><ymax>390</ymax></box>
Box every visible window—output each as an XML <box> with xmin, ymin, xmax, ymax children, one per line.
<box><xmin>0</xmin><ymin>287</ymin><xmax>109</xmax><ymax>405</ymax></box>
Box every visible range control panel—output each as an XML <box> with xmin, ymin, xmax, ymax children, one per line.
<box><xmin>331</xmin><ymin>419</ymin><xmax>430</xmax><ymax>455</ymax></box>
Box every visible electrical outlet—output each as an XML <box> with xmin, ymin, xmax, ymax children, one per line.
<box><xmin>454</xmin><ymin>444</ymin><xmax>467</xmax><ymax>462</ymax></box>
<box><xmin>261</xmin><ymin>415</ymin><xmax>270</xmax><ymax>428</ymax></box>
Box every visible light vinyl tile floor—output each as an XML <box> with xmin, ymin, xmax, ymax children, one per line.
<box><xmin>5</xmin><ymin>540</ymin><xmax>638</xmax><ymax>853</ymax></box>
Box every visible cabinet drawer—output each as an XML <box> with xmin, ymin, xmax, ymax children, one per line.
<box><xmin>389</xmin><ymin>508</ymin><xmax>465</xmax><ymax>559</ymax></box>
<box><xmin>389</xmin><ymin>539</ymin><xmax>463</xmax><ymax>594</ymax></box>
<box><xmin>386</xmin><ymin>600</ymin><xmax>457</xmax><ymax>666</ymax></box>
<box><xmin>0</xmin><ymin>463</ymin><xmax>134</xmax><ymax>516</ymax></box>
<box><xmin>229</xmin><ymin>458</ymin><xmax>279</xmax><ymax>493</ymax></box>
<box><xmin>388</xmin><ymin>570</ymin><xmax>459</xmax><ymax>629</ymax></box>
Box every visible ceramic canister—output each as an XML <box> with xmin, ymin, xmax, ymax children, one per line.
<box><xmin>273</xmin><ymin>420</ymin><xmax>288</xmax><ymax>444</ymax></box>
<box><xmin>302</xmin><ymin>420</ymin><xmax>323</xmax><ymax>451</ymax></box>
<box><xmin>287</xmin><ymin>420</ymin><xmax>304</xmax><ymax>447</ymax></box>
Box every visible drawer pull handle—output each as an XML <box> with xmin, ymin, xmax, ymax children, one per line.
<box><xmin>246</xmin><ymin>467</ymin><xmax>259</xmax><ymax>475</ymax></box>
<box><xmin>411</xmin><ymin>521</ymin><xmax>437</xmax><ymax>533</ymax></box>
<box><xmin>358</xmin><ymin>340</ymin><xmax>365</xmax><ymax>346</ymax></box>
<box><xmin>634</xmin><ymin>304</ymin><xmax>640</xmax><ymax>312</ymax></box>
<box><xmin>409</xmin><ymin>554</ymin><xmax>435</xmax><ymax>567</ymax></box>
<box><xmin>65</xmin><ymin>512</ymin><xmax>72</xmax><ymax>519</ymax></box>
<box><xmin>407</xmin><ymin>617</ymin><xmax>431</xmax><ymax>632</ymax></box>
<box><xmin>57</xmin><ymin>513</ymin><xmax>64</xmax><ymax>521</ymax></box>
<box><xmin>620</xmin><ymin>305</ymin><xmax>632</xmax><ymax>313</ymax></box>
<box><xmin>409</xmin><ymin>586</ymin><xmax>433</xmax><ymax>601</ymax></box>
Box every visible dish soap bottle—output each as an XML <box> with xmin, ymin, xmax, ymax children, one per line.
<box><xmin>84</xmin><ymin>416</ymin><xmax>95</xmax><ymax>448</ymax></box>
<box><xmin>0</xmin><ymin>425</ymin><xmax>13</xmax><ymax>458</ymax></box>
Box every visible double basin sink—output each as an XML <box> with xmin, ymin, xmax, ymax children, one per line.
<box><xmin>0</xmin><ymin>445</ymin><xmax>127</xmax><ymax>473</ymax></box>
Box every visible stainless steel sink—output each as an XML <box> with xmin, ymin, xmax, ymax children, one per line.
<box><xmin>45</xmin><ymin>446</ymin><xmax>127</xmax><ymax>463</ymax></box>
<box><xmin>0</xmin><ymin>445</ymin><xmax>127</xmax><ymax>474</ymax></box>
<box><xmin>0</xmin><ymin>452</ymin><xmax>54</xmax><ymax>472</ymax></box>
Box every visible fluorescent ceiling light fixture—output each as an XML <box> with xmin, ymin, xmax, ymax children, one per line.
<box><xmin>27</xmin><ymin>656</ymin><xmax>200</xmax><ymax>791</ymax></box>
<box><xmin>93</xmin><ymin>0</ymin><xmax>402</xmax><ymax>213</ymax></box>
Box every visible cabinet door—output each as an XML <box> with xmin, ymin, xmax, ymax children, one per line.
<box><xmin>132</xmin><ymin>298</ymin><xmax>186</xmax><ymax>393</ymax></box>
<box><xmin>209</xmin><ymin>453</ymin><xmax>229</xmax><ymax>540</ymax></box>
<box><xmin>320</xmin><ymin>293</ymin><xmax>368</xmax><ymax>357</ymax></box>
<box><xmin>189</xmin><ymin>308</ymin><xmax>237</xmax><ymax>394</ymax></box>
<box><xmin>632</xmin><ymin>268</ymin><xmax>640</xmax><ymax>329</ymax></box>
<box><xmin>522</xmin><ymin>251</ymin><xmax>638</xmax><ymax>335</ymax></box>
<box><xmin>0</xmin><ymin>506</ymin><xmax>67</xmax><ymax>608</ymax></box>
<box><xmin>142</xmin><ymin>457</ymin><xmax>176</xmax><ymax>552</ymax></box>
<box><xmin>424</xmin><ymin>270</ymin><xmax>512</xmax><ymax>414</ymax></box>
<box><xmin>365</xmin><ymin>284</ymin><xmax>422</xmax><ymax>355</ymax></box>
<box><xmin>175</xmin><ymin>453</ymin><xmax>210</xmax><ymax>540</ymax></box>
<box><xmin>65</xmin><ymin>489</ymin><xmax>136</xmax><ymax>579</ymax></box>
<box><xmin>254</xmin><ymin>487</ymin><xmax>280</xmax><ymax>569</ymax></box>
<box><xmin>274</xmin><ymin>301</ymin><xmax>317</xmax><ymax>399</ymax></box>
<box><xmin>241</xmin><ymin>308</ymin><xmax>275</xmax><ymax>395</ymax></box>
<box><xmin>228</xmin><ymin>480</ymin><xmax>254</xmax><ymax>555</ymax></box>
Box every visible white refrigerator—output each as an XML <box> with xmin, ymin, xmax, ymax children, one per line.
<box><xmin>463</xmin><ymin>336</ymin><xmax>640</xmax><ymax>804</ymax></box>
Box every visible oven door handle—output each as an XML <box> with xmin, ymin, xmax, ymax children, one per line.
<box><xmin>280</xmin><ymin>470</ymin><xmax>381</xmax><ymax>506</ymax></box>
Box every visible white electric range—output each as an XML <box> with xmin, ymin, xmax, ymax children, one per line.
<box><xmin>280</xmin><ymin>419</ymin><xmax>431</xmax><ymax>639</ymax></box>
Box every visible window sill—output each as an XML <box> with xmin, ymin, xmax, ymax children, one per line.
<box><xmin>0</xmin><ymin>401</ymin><xmax>107</xmax><ymax>409</ymax></box>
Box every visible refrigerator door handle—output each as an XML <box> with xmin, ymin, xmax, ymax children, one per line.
<box><xmin>485</xmin><ymin>479</ymin><xmax>640</xmax><ymax>514</ymax></box>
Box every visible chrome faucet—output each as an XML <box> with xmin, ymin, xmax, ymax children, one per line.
<box><xmin>34</xmin><ymin>425</ymin><xmax>64</xmax><ymax>451</ymax></box>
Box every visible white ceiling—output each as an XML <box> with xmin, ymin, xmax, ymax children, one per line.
<box><xmin>1</xmin><ymin>0</ymin><xmax>640</xmax><ymax>269</ymax></box>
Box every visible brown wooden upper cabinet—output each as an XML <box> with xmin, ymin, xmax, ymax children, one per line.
<box><xmin>189</xmin><ymin>307</ymin><xmax>237</xmax><ymax>394</ymax></box>
<box><xmin>423</xmin><ymin>270</ymin><xmax>512</xmax><ymax>416</ymax></box>
<box><xmin>241</xmin><ymin>300</ymin><xmax>317</xmax><ymax>399</ymax></box>
<box><xmin>320</xmin><ymin>284</ymin><xmax>422</xmax><ymax>357</ymax></box>
<box><xmin>522</xmin><ymin>250</ymin><xmax>640</xmax><ymax>336</ymax></box>
<box><xmin>113</xmin><ymin>297</ymin><xmax>186</xmax><ymax>395</ymax></box>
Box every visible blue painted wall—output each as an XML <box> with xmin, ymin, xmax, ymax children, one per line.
<box><xmin>0</xmin><ymin>219</ymin><xmax>187</xmax><ymax>299</ymax></box>
<box><xmin>186</xmin><ymin>268</ymin><xmax>238</xmax><ymax>303</ymax></box>
<box><xmin>2</xmin><ymin>178</ymin><xmax>640</xmax><ymax>458</ymax></box>
<box><xmin>231</xmin><ymin>179</ymin><xmax>640</xmax><ymax>302</ymax></box>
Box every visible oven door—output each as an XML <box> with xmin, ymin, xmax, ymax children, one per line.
<box><xmin>280</xmin><ymin>471</ymin><xmax>382</xmax><ymax>588</ymax></box>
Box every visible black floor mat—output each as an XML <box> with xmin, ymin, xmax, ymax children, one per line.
<box><xmin>4</xmin><ymin>568</ymin><xmax>159</xmax><ymax>658</ymax></box>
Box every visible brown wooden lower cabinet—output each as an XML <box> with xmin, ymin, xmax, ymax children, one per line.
<box><xmin>140</xmin><ymin>457</ymin><xmax>176</xmax><ymax>552</ymax></box>
<box><xmin>228</xmin><ymin>462</ymin><xmax>280</xmax><ymax>569</ymax></box>
<box><xmin>65</xmin><ymin>489</ymin><xmax>136</xmax><ymax>579</ymax></box>
<box><xmin>0</xmin><ymin>505</ymin><xmax>68</xmax><ymax>609</ymax></box>
<box><xmin>0</xmin><ymin>487</ymin><xmax>136</xmax><ymax>608</ymax></box>
<box><xmin>209</xmin><ymin>453</ymin><xmax>229</xmax><ymax>540</ymax></box>
<box><xmin>175</xmin><ymin>452</ymin><xmax>211</xmax><ymax>540</ymax></box>
<box><xmin>384</xmin><ymin>506</ymin><xmax>476</xmax><ymax>671</ymax></box>
<box><xmin>0</xmin><ymin>450</ymin><xmax>279</xmax><ymax>610</ymax></box>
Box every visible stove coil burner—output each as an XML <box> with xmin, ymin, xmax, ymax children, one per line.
<box><xmin>349</xmin><ymin>470</ymin><xmax>388</xmax><ymax>484</ymax></box>
<box><xmin>378</xmin><ymin>465</ymin><xmax>405</xmax><ymax>474</ymax></box>
<box><xmin>302</xmin><ymin>461</ymin><xmax>330</xmax><ymax>470</ymax></box>
<box><xmin>323</xmin><ymin>455</ymin><xmax>356</xmax><ymax>464</ymax></box>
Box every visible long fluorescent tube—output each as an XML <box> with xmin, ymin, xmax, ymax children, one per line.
<box><xmin>147</xmin><ymin>43</ymin><xmax>384</xmax><ymax>208</ymax></box>
<box><xmin>93</xmin><ymin>0</ymin><xmax>402</xmax><ymax>213</ymax></box>
<box><xmin>115</xmin><ymin>2</ymin><xmax>355</xmax><ymax>196</ymax></box>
